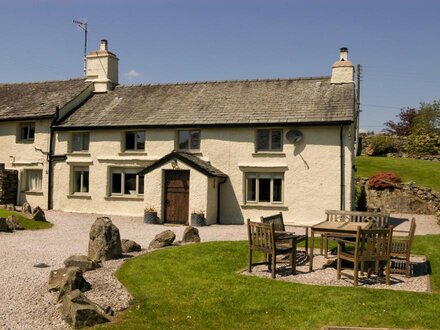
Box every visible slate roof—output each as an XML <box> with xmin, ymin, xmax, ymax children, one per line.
<box><xmin>138</xmin><ymin>151</ymin><xmax>228</xmax><ymax>178</ymax></box>
<box><xmin>56</xmin><ymin>76</ymin><xmax>355</xmax><ymax>128</ymax></box>
<box><xmin>0</xmin><ymin>79</ymin><xmax>90</xmax><ymax>121</ymax></box>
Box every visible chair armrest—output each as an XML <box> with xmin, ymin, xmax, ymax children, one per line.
<box><xmin>334</xmin><ymin>238</ymin><xmax>355</xmax><ymax>245</ymax></box>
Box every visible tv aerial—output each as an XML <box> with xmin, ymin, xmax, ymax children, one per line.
<box><xmin>73</xmin><ymin>19</ymin><xmax>88</xmax><ymax>76</ymax></box>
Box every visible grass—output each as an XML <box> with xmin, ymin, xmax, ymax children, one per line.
<box><xmin>96</xmin><ymin>237</ymin><xmax>440</xmax><ymax>330</ymax></box>
<box><xmin>0</xmin><ymin>208</ymin><xmax>53</xmax><ymax>230</ymax></box>
<box><xmin>356</xmin><ymin>156</ymin><xmax>440</xmax><ymax>192</ymax></box>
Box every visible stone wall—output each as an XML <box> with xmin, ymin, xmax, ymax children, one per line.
<box><xmin>0</xmin><ymin>170</ymin><xmax>18</xmax><ymax>205</ymax></box>
<box><xmin>357</xmin><ymin>178</ymin><xmax>440</xmax><ymax>221</ymax></box>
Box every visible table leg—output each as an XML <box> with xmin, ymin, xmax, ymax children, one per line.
<box><xmin>305</xmin><ymin>227</ymin><xmax>309</xmax><ymax>254</ymax></box>
<box><xmin>309</xmin><ymin>228</ymin><xmax>314</xmax><ymax>272</ymax></box>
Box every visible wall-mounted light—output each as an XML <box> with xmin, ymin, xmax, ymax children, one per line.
<box><xmin>171</xmin><ymin>159</ymin><xmax>178</xmax><ymax>169</ymax></box>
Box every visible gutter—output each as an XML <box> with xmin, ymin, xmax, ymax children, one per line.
<box><xmin>340</xmin><ymin>125</ymin><xmax>345</xmax><ymax>210</ymax></box>
<box><xmin>216</xmin><ymin>177</ymin><xmax>227</xmax><ymax>224</ymax></box>
<box><xmin>47</xmin><ymin>107</ymin><xmax>59</xmax><ymax>210</ymax></box>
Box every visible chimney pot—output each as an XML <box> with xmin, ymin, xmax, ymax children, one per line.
<box><xmin>100</xmin><ymin>39</ymin><xmax>108</xmax><ymax>51</ymax></box>
<box><xmin>339</xmin><ymin>47</ymin><xmax>349</xmax><ymax>61</ymax></box>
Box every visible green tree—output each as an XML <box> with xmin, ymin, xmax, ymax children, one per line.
<box><xmin>412</xmin><ymin>101</ymin><xmax>440</xmax><ymax>134</ymax></box>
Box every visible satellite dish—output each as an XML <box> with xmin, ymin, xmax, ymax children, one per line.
<box><xmin>286</xmin><ymin>129</ymin><xmax>303</xmax><ymax>143</ymax></box>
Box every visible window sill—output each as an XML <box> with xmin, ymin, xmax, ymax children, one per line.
<box><xmin>252</xmin><ymin>152</ymin><xmax>286</xmax><ymax>157</ymax></box>
<box><xmin>104</xmin><ymin>195</ymin><xmax>144</xmax><ymax>201</ymax></box>
<box><xmin>21</xmin><ymin>190</ymin><xmax>43</xmax><ymax>196</ymax></box>
<box><xmin>16</xmin><ymin>140</ymin><xmax>35</xmax><ymax>144</ymax></box>
<box><xmin>67</xmin><ymin>194</ymin><xmax>92</xmax><ymax>200</ymax></box>
<box><xmin>241</xmin><ymin>204</ymin><xmax>288</xmax><ymax>210</ymax></box>
<box><xmin>118</xmin><ymin>151</ymin><xmax>147</xmax><ymax>156</ymax></box>
<box><xmin>67</xmin><ymin>152</ymin><xmax>91</xmax><ymax>157</ymax></box>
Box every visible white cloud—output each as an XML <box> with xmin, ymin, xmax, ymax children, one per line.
<box><xmin>124</xmin><ymin>69</ymin><xmax>142</xmax><ymax>79</ymax></box>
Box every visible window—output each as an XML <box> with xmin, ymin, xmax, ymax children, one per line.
<box><xmin>24</xmin><ymin>169</ymin><xmax>42</xmax><ymax>192</ymax></box>
<box><xmin>71</xmin><ymin>132</ymin><xmax>90</xmax><ymax>152</ymax></box>
<box><xmin>72</xmin><ymin>167</ymin><xmax>89</xmax><ymax>193</ymax></box>
<box><xmin>19</xmin><ymin>122</ymin><xmax>35</xmax><ymax>142</ymax></box>
<box><xmin>124</xmin><ymin>131</ymin><xmax>145</xmax><ymax>151</ymax></box>
<box><xmin>245</xmin><ymin>173</ymin><xmax>283</xmax><ymax>204</ymax></box>
<box><xmin>178</xmin><ymin>129</ymin><xmax>200</xmax><ymax>150</ymax></box>
<box><xmin>110</xmin><ymin>168</ymin><xmax>144</xmax><ymax>196</ymax></box>
<box><xmin>256</xmin><ymin>129</ymin><xmax>283</xmax><ymax>151</ymax></box>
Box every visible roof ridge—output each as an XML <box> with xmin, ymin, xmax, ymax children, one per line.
<box><xmin>117</xmin><ymin>76</ymin><xmax>331</xmax><ymax>89</ymax></box>
<box><xmin>0</xmin><ymin>78</ymin><xmax>84</xmax><ymax>86</ymax></box>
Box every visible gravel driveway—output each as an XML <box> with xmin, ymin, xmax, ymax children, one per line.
<box><xmin>0</xmin><ymin>211</ymin><xmax>438</xmax><ymax>329</ymax></box>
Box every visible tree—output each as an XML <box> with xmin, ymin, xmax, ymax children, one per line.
<box><xmin>412</xmin><ymin>101</ymin><xmax>440</xmax><ymax>134</ymax></box>
<box><xmin>383</xmin><ymin>107</ymin><xmax>417</xmax><ymax>136</ymax></box>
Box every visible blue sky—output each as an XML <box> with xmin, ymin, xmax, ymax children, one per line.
<box><xmin>1</xmin><ymin>0</ymin><xmax>439</xmax><ymax>131</ymax></box>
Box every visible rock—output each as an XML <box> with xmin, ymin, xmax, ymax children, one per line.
<box><xmin>5</xmin><ymin>204</ymin><xmax>15</xmax><ymax>211</ymax></box>
<box><xmin>22</xmin><ymin>202</ymin><xmax>32</xmax><ymax>215</ymax></box>
<box><xmin>182</xmin><ymin>226</ymin><xmax>201</xmax><ymax>243</ymax></box>
<box><xmin>121</xmin><ymin>239</ymin><xmax>142</xmax><ymax>253</ymax></box>
<box><xmin>32</xmin><ymin>206</ymin><xmax>47</xmax><ymax>222</ymax></box>
<box><xmin>88</xmin><ymin>217</ymin><xmax>122</xmax><ymax>261</ymax></box>
<box><xmin>48</xmin><ymin>267</ymin><xmax>91</xmax><ymax>301</ymax></box>
<box><xmin>0</xmin><ymin>218</ymin><xmax>11</xmax><ymax>232</ymax></box>
<box><xmin>64</xmin><ymin>255</ymin><xmax>101</xmax><ymax>273</ymax></box>
<box><xmin>62</xmin><ymin>290</ymin><xmax>111</xmax><ymax>328</ymax></box>
<box><xmin>6</xmin><ymin>215</ymin><xmax>24</xmax><ymax>230</ymax></box>
<box><xmin>149</xmin><ymin>230</ymin><xmax>176</xmax><ymax>249</ymax></box>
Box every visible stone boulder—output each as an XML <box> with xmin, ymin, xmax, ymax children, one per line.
<box><xmin>48</xmin><ymin>267</ymin><xmax>91</xmax><ymax>301</ymax></box>
<box><xmin>5</xmin><ymin>204</ymin><xmax>15</xmax><ymax>211</ymax></box>
<box><xmin>121</xmin><ymin>239</ymin><xmax>142</xmax><ymax>253</ymax></box>
<box><xmin>22</xmin><ymin>202</ymin><xmax>32</xmax><ymax>216</ymax></box>
<box><xmin>62</xmin><ymin>290</ymin><xmax>111</xmax><ymax>328</ymax></box>
<box><xmin>6</xmin><ymin>215</ymin><xmax>24</xmax><ymax>230</ymax></box>
<box><xmin>182</xmin><ymin>226</ymin><xmax>201</xmax><ymax>243</ymax></box>
<box><xmin>64</xmin><ymin>255</ymin><xmax>101</xmax><ymax>273</ymax></box>
<box><xmin>88</xmin><ymin>217</ymin><xmax>122</xmax><ymax>261</ymax></box>
<box><xmin>149</xmin><ymin>230</ymin><xmax>176</xmax><ymax>249</ymax></box>
<box><xmin>0</xmin><ymin>218</ymin><xmax>11</xmax><ymax>232</ymax></box>
<box><xmin>32</xmin><ymin>206</ymin><xmax>46</xmax><ymax>222</ymax></box>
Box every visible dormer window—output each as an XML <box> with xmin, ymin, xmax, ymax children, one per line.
<box><xmin>256</xmin><ymin>129</ymin><xmax>282</xmax><ymax>152</ymax></box>
<box><xmin>18</xmin><ymin>122</ymin><xmax>35</xmax><ymax>142</ymax></box>
<box><xmin>124</xmin><ymin>131</ymin><xmax>145</xmax><ymax>151</ymax></box>
<box><xmin>178</xmin><ymin>129</ymin><xmax>200</xmax><ymax>151</ymax></box>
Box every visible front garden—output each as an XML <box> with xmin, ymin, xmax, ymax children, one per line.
<box><xmin>0</xmin><ymin>208</ymin><xmax>53</xmax><ymax>230</ymax></box>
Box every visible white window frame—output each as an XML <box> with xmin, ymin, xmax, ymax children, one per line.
<box><xmin>255</xmin><ymin>128</ymin><xmax>283</xmax><ymax>152</ymax></box>
<box><xmin>109</xmin><ymin>168</ymin><xmax>144</xmax><ymax>196</ymax></box>
<box><xmin>71</xmin><ymin>132</ymin><xmax>90</xmax><ymax>153</ymax></box>
<box><xmin>71</xmin><ymin>166</ymin><xmax>89</xmax><ymax>194</ymax></box>
<box><xmin>177</xmin><ymin>129</ymin><xmax>201</xmax><ymax>151</ymax></box>
<box><xmin>123</xmin><ymin>131</ymin><xmax>145</xmax><ymax>152</ymax></box>
<box><xmin>244</xmin><ymin>172</ymin><xmax>284</xmax><ymax>204</ymax></box>
<box><xmin>23</xmin><ymin>169</ymin><xmax>43</xmax><ymax>192</ymax></box>
<box><xmin>18</xmin><ymin>122</ymin><xmax>36</xmax><ymax>143</ymax></box>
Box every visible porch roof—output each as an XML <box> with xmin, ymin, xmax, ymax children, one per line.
<box><xmin>138</xmin><ymin>151</ymin><xmax>228</xmax><ymax>178</ymax></box>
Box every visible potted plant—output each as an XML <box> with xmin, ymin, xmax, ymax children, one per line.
<box><xmin>144</xmin><ymin>207</ymin><xmax>158</xmax><ymax>224</ymax></box>
<box><xmin>191</xmin><ymin>210</ymin><xmax>206</xmax><ymax>226</ymax></box>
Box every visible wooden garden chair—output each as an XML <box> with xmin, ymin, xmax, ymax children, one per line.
<box><xmin>336</xmin><ymin>225</ymin><xmax>393</xmax><ymax>286</ymax></box>
<box><xmin>390</xmin><ymin>217</ymin><xmax>416</xmax><ymax>277</ymax></box>
<box><xmin>247</xmin><ymin>219</ymin><xmax>301</xmax><ymax>278</ymax></box>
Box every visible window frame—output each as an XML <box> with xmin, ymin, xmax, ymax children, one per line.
<box><xmin>71</xmin><ymin>166</ymin><xmax>89</xmax><ymax>194</ymax></box>
<box><xmin>109</xmin><ymin>167</ymin><xmax>144</xmax><ymax>196</ymax></box>
<box><xmin>255</xmin><ymin>128</ymin><xmax>283</xmax><ymax>152</ymax></box>
<box><xmin>123</xmin><ymin>130</ymin><xmax>145</xmax><ymax>152</ymax></box>
<box><xmin>22</xmin><ymin>169</ymin><xmax>43</xmax><ymax>192</ymax></box>
<box><xmin>17</xmin><ymin>122</ymin><xmax>36</xmax><ymax>143</ymax></box>
<box><xmin>70</xmin><ymin>132</ymin><xmax>90</xmax><ymax>153</ymax></box>
<box><xmin>244</xmin><ymin>172</ymin><xmax>284</xmax><ymax>205</ymax></box>
<box><xmin>176</xmin><ymin>129</ymin><xmax>201</xmax><ymax>151</ymax></box>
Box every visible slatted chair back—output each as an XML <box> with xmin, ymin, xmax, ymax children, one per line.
<box><xmin>260</xmin><ymin>212</ymin><xmax>285</xmax><ymax>232</ymax></box>
<box><xmin>247</xmin><ymin>219</ymin><xmax>276</xmax><ymax>255</ymax></box>
<box><xmin>325</xmin><ymin>210</ymin><xmax>390</xmax><ymax>228</ymax></box>
<box><xmin>359</xmin><ymin>226</ymin><xmax>394</xmax><ymax>261</ymax></box>
<box><xmin>390</xmin><ymin>217</ymin><xmax>416</xmax><ymax>277</ymax></box>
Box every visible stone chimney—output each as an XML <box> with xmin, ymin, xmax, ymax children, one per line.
<box><xmin>330</xmin><ymin>47</ymin><xmax>354</xmax><ymax>84</ymax></box>
<box><xmin>86</xmin><ymin>39</ymin><xmax>119</xmax><ymax>92</ymax></box>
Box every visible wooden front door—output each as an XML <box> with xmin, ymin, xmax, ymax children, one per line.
<box><xmin>164</xmin><ymin>170</ymin><xmax>190</xmax><ymax>224</ymax></box>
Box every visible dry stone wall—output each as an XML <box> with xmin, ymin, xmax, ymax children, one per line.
<box><xmin>0</xmin><ymin>170</ymin><xmax>18</xmax><ymax>205</ymax></box>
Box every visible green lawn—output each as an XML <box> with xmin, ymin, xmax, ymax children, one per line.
<box><xmin>0</xmin><ymin>208</ymin><xmax>53</xmax><ymax>230</ymax></box>
<box><xmin>97</xmin><ymin>238</ymin><xmax>440</xmax><ymax>330</ymax></box>
<box><xmin>356</xmin><ymin>156</ymin><xmax>440</xmax><ymax>192</ymax></box>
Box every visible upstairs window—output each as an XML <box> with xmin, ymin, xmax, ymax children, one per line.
<box><xmin>256</xmin><ymin>129</ymin><xmax>283</xmax><ymax>151</ymax></box>
<box><xmin>245</xmin><ymin>173</ymin><xmax>283</xmax><ymax>204</ymax></box>
<box><xmin>19</xmin><ymin>122</ymin><xmax>35</xmax><ymax>142</ymax></box>
<box><xmin>178</xmin><ymin>129</ymin><xmax>200</xmax><ymax>150</ymax></box>
<box><xmin>125</xmin><ymin>131</ymin><xmax>145</xmax><ymax>151</ymax></box>
<box><xmin>110</xmin><ymin>168</ymin><xmax>144</xmax><ymax>196</ymax></box>
<box><xmin>71</xmin><ymin>132</ymin><xmax>90</xmax><ymax>152</ymax></box>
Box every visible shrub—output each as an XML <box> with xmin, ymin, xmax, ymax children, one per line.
<box><xmin>368</xmin><ymin>172</ymin><xmax>401</xmax><ymax>189</ymax></box>
<box><xmin>405</xmin><ymin>133</ymin><xmax>440</xmax><ymax>156</ymax></box>
<box><xmin>366</xmin><ymin>135</ymin><xmax>398</xmax><ymax>156</ymax></box>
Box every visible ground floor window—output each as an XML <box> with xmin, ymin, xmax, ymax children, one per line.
<box><xmin>110</xmin><ymin>168</ymin><xmax>144</xmax><ymax>196</ymax></box>
<box><xmin>24</xmin><ymin>169</ymin><xmax>42</xmax><ymax>192</ymax></box>
<box><xmin>72</xmin><ymin>166</ymin><xmax>89</xmax><ymax>193</ymax></box>
<box><xmin>245</xmin><ymin>173</ymin><xmax>283</xmax><ymax>204</ymax></box>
